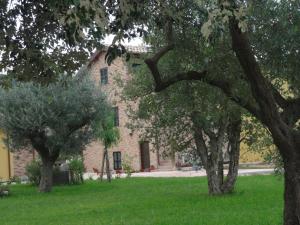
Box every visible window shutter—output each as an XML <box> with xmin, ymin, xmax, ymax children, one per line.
<box><xmin>113</xmin><ymin>106</ymin><xmax>119</xmax><ymax>126</ymax></box>
<box><xmin>113</xmin><ymin>152</ymin><xmax>122</xmax><ymax>170</ymax></box>
<box><xmin>100</xmin><ymin>68</ymin><xmax>108</xmax><ymax>84</ymax></box>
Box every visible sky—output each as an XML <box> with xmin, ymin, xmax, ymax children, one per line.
<box><xmin>102</xmin><ymin>34</ymin><xmax>145</xmax><ymax>46</ymax></box>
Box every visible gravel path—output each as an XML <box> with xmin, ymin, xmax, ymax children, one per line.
<box><xmin>130</xmin><ymin>169</ymin><xmax>274</xmax><ymax>178</ymax></box>
<box><xmin>83</xmin><ymin>168</ymin><xmax>274</xmax><ymax>180</ymax></box>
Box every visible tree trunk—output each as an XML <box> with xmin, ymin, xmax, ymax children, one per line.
<box><xmin>39</xmin><ymin>159</ymin><xmax>54</xmax><ymax>193</ymax></box>
<box><xmin>192</xmin><ymin>111</ymin><xmax>241</xmax><ymax>195</ymax></box>
<box><xmin>100</xmin><ymin>150</ymin><xmax>106</xmax><ymax>181</ymax></box>
<box><xmin>100</xmin><ymin>146</ymin><xmax>111</xmax><ymax>182</ymax></box>
<box><xmin>206</xmin><ymin>140</ymin><xmax>224</xmax><ymax>195</ymax></box>
<box><xmin>105</xmin><ymin>147</ymin><xmax>111</xmax><ymax>182</ymax></box>
<box><xmin>222</xmin><ymin>116</ymin><xmax>241</xmax><ymax>194</ymax></box>
<box><xmin>195</xmin><ymin>131</ymin><xmax>227</xmax><ymax>195</ymax></box>
<box><xmin>203</xmin><ymin>118</ymin><xmax>241</xmax><ymax>195</ymax></box>
<box><xmin>222</xmin><ymin>145</ymin><xmax>239</xmax><ymax>193</ymax></box>
<box><xmin>282</xmin><ymin>154</ymin><xmax>300</xmax><ymax>225</ymax></box>
<box><xmin>206</xmin><ymin>166</ymin><xmax>223</xmax><ymax>195</ymax></box>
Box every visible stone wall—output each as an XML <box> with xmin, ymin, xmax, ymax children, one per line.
<box><xmin>13</xmin><ymin>149</ymin><xmax>34</xmax><ymax>177</ymax></box>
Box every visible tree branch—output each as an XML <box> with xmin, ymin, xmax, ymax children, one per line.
<box><xmin>229</xmin><ymin>18</ymin><xmax>284</xmax><ymax>126</ymax></box>
<box><xmin>144</xmin><ymin>18</ymin><xmax>174</xmax><ymax>88</ymax></box>
<box><xmin>145</xmin><ymin>52</ymin><xmax>262</xmax><ymax>119</ymax></box>
<box><xmin>144</xmin><ymin>12</ymin><xmax>262</xmax><ymax>121</ymax></box>
<box><xmin>238</xmin><ymin>70</ymin><xmax>288</xmax><ymax>109</ymax></box>
<box><xmin>67</xmin><ymin>116</ymin><xmax>93</xmax><ymax>137</ymax></box>
<box><xmin>155</xmin><ymin>70</ymin><xmax>208</xmax><ymax>92</ymax></box>
<box><xmin>281</xmin><ymin>98</ymin><xmax>300</xmax><ymax>126</ymax></box>
<box><xmin>271</xmin><ymin>85</ymin><xmax>288</xmax><ymax>109</ymax></box>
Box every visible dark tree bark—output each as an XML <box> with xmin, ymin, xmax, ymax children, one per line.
<box><xmin>192</xmin><ymin>112</ymin><xmax>241</xmax><ymax>195</ymax></box>
<box><xmin>38</xmin><ymin>151</ymin><xmax>59</xmax><ymax>192</ymax></box>
<box><xmin>39</xmin><ymin>158</ymin><xmax>54</xmax><ymax>192</ymax></box>
<box><xmin>30</xmin><ymin>135</ymin><xmax>59</xmax><ymax>193</ymax></box>
<box><xmin>100</xmin><ymin>150</ymin><xmax>106</xmax><ymax>181</ymax></box>
<box><xmin>105</xmin><ymin>146</ymin><xmax>112</xmax><ymax>182</ymax></box>
<box><xmin>100</xmin><ymin>146</ymin><xmax>111</xmax><ymax>182</ymax></box>
<box><xmin>222</xmin><ymin>116</ymin><xmax>241</xmax><ymax>193</ymax></box>
<box><xmin>284</xmin><ymin>159</ymin><xmax>300</xmax><ymax>225</ymax></box>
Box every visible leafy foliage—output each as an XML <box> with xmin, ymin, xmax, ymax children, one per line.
<box><xmin>0</xmin><ymin>75</ymin><xmax>110</xmax><ymax>191</ymax></box>
<box><xmin>0</xmin><ymin>185</ymin><xmax>10</xmax><ymax>198</ymax></box>
<box><xmin>68</xmin><ymin>157</ymin><xmax>85</xmax><ymax>184</ymax></box>
<box><xmin>0</xmin><ymin>0</ymin><xmax>104</xmax><ymax>84</ymax></box>
<box><xmin>122</xmin><ymin>154</ymin><xmax>134</xmax><ymax>178</ymax></box>
<box><xmin>93</xmin><ymin>113</ymin><xmax>120</xmax><ymax>148</ymax></box>
<box><xmin>120</xmin><ymin>27</ymin><xmax>242</xmax><ymax>160</ymax></box>
<box><xmin>25</xmin><ymin>160</ymin><xmax>41</xmax><ymax>186</ymax></box>
<box><xmin>0</xmin><ymin>75</ymin><xmax>109</xmax><ymax>154</ymax></box>
<box><xmin>248</xmin><ymin>0</ymin><xmax>300</xmax><ymax>96</ymax></box>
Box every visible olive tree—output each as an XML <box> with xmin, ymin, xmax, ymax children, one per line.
<box><xmin>107</xmin><ymin>1</ymin><xmax>300</xmax><ymax>223</ymax></box>
<box><xmin>0</xmin><ymin>76</ymin><xmax>109</xmax><ymax>192</ymax></box>
<box><xmin>121</xmin><ymin>50</ymin><xmax>242</xmax><ymax>194</ymax></box>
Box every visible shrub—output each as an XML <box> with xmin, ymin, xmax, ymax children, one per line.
<box><xmin>264</xmin><ymin>149</ymin><xmax>283</xmax><ymax>175</ymax></box>
<box><xmin>122</xmin><ymin>164</ymin><xmax>133</xmax><ymax>178</ymax></box>
<box><xmin>122</xmin><ymin>154</ymin><xmax>133</xmax><ymax>178</ymax></box>
<box><xmin>25</xmin><ymin>160</ymin><xmax>41</xmax><ymax>186</ymax></box>
<box><xmin>0</xmin><ymin>185</ymin><xmax>10</xmax><ymax>198</ymax></box>
<box><xmin>68</xmin><ymin>157</ymin><xmax>85</xmax><ymax>184</ymax></box>
<box><xmin>9</xmin><ymin>176</ymin><xmax>21</xmax><ymax>184</ymax></box>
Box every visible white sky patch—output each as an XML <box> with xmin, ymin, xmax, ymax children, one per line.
<box><xmin>101</xmin><ymin>34</ymin><xmax>145</xmax><ymax>46</ymax></box>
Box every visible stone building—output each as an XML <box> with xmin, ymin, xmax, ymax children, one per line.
<box><xmin>83</xmin><ymin>47</ymin><xmax>172</xmax><ymax>173</ymax></box>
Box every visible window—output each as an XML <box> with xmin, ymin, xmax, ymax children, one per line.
<box><xmin>132</xmin><ymin>63</ymin><xmax>141</xmax><ymax>68</ymax></box>
<box><xmin>113</xmin><ymin>106</ymin><xmax>119</xmax><ymax>127</ymax></box>
<box><xmin>113</xmin><ymin>152</ymin><xmax>122</xmax><ymax>170</ymax></box>
<box><xmin>100</xmin><ymin>67</ymin><xmax>108</xmax><ymax>84</ymax></box>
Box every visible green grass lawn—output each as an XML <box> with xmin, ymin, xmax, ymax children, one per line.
<box><xmin>0</xmin><ymin>175</ymin><xmax>283</xmax><ymax>225</ymax></box>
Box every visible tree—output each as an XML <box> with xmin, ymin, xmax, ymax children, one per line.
<box><xmin>0</xmin><ymin>76</ymin><xmax>109</xmax><ymax>192</ymax></box>
<box><xmin>113</xmin><ymin>1</ymin><xmax>300</xmax><ymax>223</ymax></box>
<box><xmin>0</xmin><ymin>0</ymin><xmax>104</xmax><ymax>84</ymax></box>
<box><xmin>138</xmin><ymin>1</ymin><xmax>300</xmax><ymax>224</ymax></box>
<box><xmin>121</xmin><ymin>52</ymin><xmax>242</xmax><ymax>194</ymax></box>
<box><xmin>93</xmin><ymin>114</ymin><xmax>120</xmax><ymax>182</ymax></box>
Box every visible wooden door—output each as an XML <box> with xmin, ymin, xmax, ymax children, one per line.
<box><xmin>140</xmin><ymin>141</ymin><xmax>150</xmax><ymax>171</ymax></box>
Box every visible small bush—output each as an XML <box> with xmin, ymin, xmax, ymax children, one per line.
<box><xmin>68</xmin><ymin>157</ymin><xmax>84</xmax><ymax>184</ymax></box>
<box><xmin>0</xmin><ymin>185</ymin><xmax>10</xmax><ymax>198</ymax></box>
<box><xmin>122</xmin><ymin>164</ymin><xmax>132</xmax><ymax>178</ymax></box>
<box><xmin>25</xmin><ymin>160</ymin><xmax>41</xmax><ymax>186</ymax></box>
<box><xmin>122</xmin><ymin>154</ymin><xmax>133</xmax><ymax>178</ymax></box>
<box><xmin>9</xmin><ymin>176</ymin><xmax>21</xmax><ymax>184</ymax></box>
